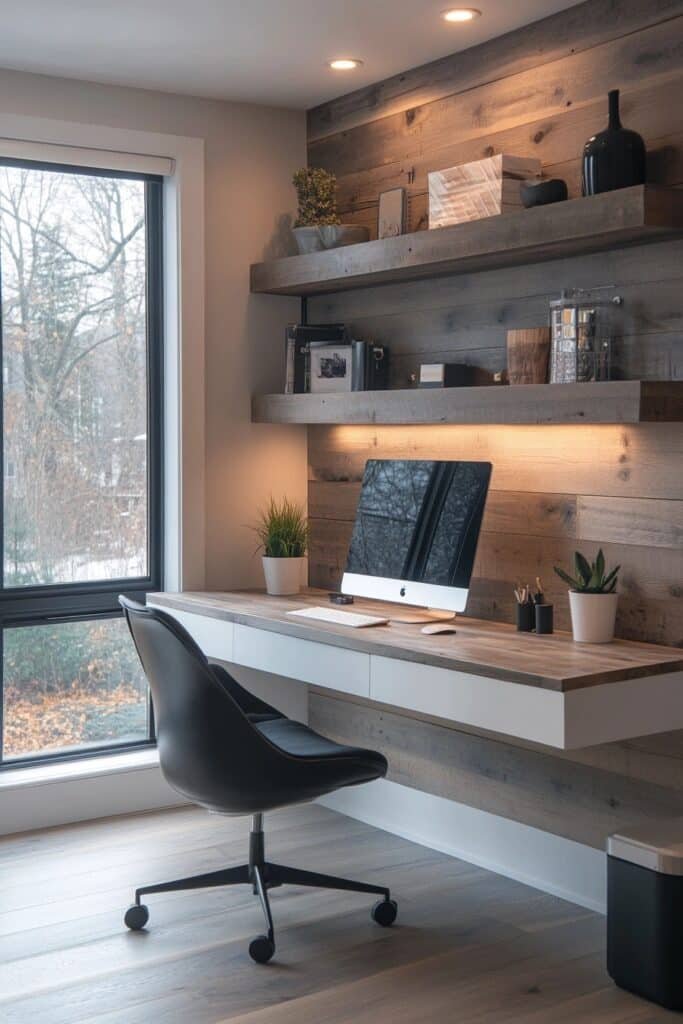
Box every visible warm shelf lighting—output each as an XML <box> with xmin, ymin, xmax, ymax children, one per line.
<box><xmin>441</xmin><ymin>8</ymin><xmax>481</xmax><ymax>22</ymax></box>
<box><xmin>329</xmin><ymin>58</ymin><xmax>364</xmax><ymax>70</ymax></box>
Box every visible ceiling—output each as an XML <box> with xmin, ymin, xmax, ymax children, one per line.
<box><xmin>0</xmin><ymin>0</ymin><xmax>584</xmax><ymax>110</ymax></box>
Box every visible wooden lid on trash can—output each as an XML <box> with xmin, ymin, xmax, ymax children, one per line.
<box><xmin>608</xmin><ymin>817</ymin><xmax>683</xmax><ymax>875</ymax></box>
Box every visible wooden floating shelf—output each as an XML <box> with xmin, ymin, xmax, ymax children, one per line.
<box><xmin>252</xmin><ymin>381</ymin><xmax>683</xmax><ymax>426</ymax></box>
<box><xmin>250</xmin><ymin>186</ymin><xmax>683</xmax><ymax>296</ymax></box>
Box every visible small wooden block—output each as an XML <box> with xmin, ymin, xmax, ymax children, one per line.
<box><xmin>507</xmin><ymin>327</ymin><xmax>551</xmax><ymax>385</ymax></box>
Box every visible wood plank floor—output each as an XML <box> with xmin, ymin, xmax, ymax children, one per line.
<box><xmin>0</xmin><ymin>804</ymin><xmax>677</xmax><ymax>1023</ymax></box>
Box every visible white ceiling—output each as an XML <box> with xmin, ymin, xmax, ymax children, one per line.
<box><xmin>0</xmin><ymin>0</ymin><xmax>584</xmax><ymax>110</ymax></box>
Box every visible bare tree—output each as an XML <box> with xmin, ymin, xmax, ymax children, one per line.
<box><xmin>0</xmin><ymin>166</ymin><xmax>148</xmax><ymax>585</ymax></box>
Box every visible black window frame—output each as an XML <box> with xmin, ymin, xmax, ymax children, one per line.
<box><xmin>0</xmin><ymin>158</ymin><xmax>164</xmax><ymax>770</ymax></box>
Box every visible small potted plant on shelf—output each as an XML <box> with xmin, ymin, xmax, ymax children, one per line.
<box><xmin>554</xmin><ymin>548</ymin><xmax>620</xmax><ymax>643</ymax></box>
<box><xmin>254</xmin><ymin>497</ymin><xmax>308</xmax><ymax>596</ymax></box>
<box><xmin>292</xmin><ymin>166</ymin><xmax>369</xmax><ymax>254</ymax></box>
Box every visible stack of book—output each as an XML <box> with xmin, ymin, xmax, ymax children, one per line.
<box><xmin>284</xmin><ymin>324</ymin><xmax>388</xmax><ymax>394</ymax></box>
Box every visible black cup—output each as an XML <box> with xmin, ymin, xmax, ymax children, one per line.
<box><xmin>516</xmin><ymin>603</ymin><xmax>535</xmax><ymax>632</ymax></box>
<box><xmin>535</xmin><ymin>604</ymin><xmax>554</xmax><ymax>635</ymax></box>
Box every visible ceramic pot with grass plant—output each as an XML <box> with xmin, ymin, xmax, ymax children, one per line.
<box><xmin>254</xmin><ymin>498</ymin><xmax>308</xmax><ymax>597</ymax></box>
<box><xmin>291</xmin><ymin>167</ymin><xmax>369</xmax><ymax>254</ymax></box>
<box><xmin>554</xmin><ymin>548</ymin><xmax>620</xmax><ymax>643</ymax></box>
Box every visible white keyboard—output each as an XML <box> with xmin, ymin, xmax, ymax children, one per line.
<box><xmin>287</xmin><ymin>606</ymin><xmax>389</xmax><ymax>629</ymax></box>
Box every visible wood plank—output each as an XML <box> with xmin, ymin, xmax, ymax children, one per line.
<box><xmin>7</xmin><ymin>801</ymin><xmax>642</xmax><ymax>1024</ymax></box>
<box><xmin>307</xmin><ymin>236</ymin><xmax>683</xmax><ymax>322</ymax></box>
<box><xmin>303</xmin><ymin>239</ymin><xmax>683</xmax><ymax>384</ymax></box>
<box><xmin>380</xmin><ymin>335</ymin><xmax>683</xmax><ymax>390</ymax></box>
<box><xmin>150</xmin><ymin>590</ymin><xmax>683</xmax><ymax>692</ymax></box>
<box><xmin>299</xmin><ymin>0</ymin><xmax>683</xmax><ymax>868</ymax></box>
<box><xmin>319</xmin><ymin>679</ymin><xmax>683</xmax><ymax>791</ymax></box>
<box><xmin>306</xmin><ymin>509</ymin><xmax>683</xmax><ymax>614</ymax></box>
<box><xmin>253</xmin><ymin>381</ymin><xmax>683</xmax><ymax>426</ymax></box>
<box><xmin>250</xmin><ymin>187</ymin><xmax>683</xmax><ymax>296</ymax></box>
<box><xmin>307</xmin><ymin>516</ymin><xmax>683</xmax><ymax>647</ymax></box>
<box><xmin>0</xmin><ymin>808</ymin><xmax>471</xmax><ymax>1023</ymax></box>
<box><xmin>311</xmin><ymin>278</ymin><xmax>683</xmax><ymax>351</ymax></box>
<box><xmin>307</xmin><ymin>0</ymin><xmax>683</xmax><ymax>139</ymax></box>
<box><xmin>5</xmin><ymin>803</ymin><xmax>674</xmax><ymax>1023</ymax></box>
<box><xmin>309</xmin><ymin>485</ymin><xmax>683</xmax><ymax>552</ymax></box>
<box><xmin>309</xmin><ymin>481</ymin><xmax>578</xmax><ymax>538</ymax></box>
<box><xmin>335</xmin><ymin>128</ymin><xmax>683</xmax><ymax>235</ymax></box>
<box><xmin>577</xmin><ymin>495</ymin><xmax>683</xmax><ymax>548</ymax></box>
<box><xmin>239</xmin><ymin>964</ymin><xmax>670</xmax><ymax>1024</ymax></box>
<box><xmin>331</xmin><ymin>78</ymin><xmax>683</xmax><ymax>216</ymax></box>
<box><xmin>309</xmin><ymin>692</ymin><xmax>683</xmax><ymax>849</ymax></box>
<box><xmin>308</xmin><ymin>18</ymin><xmax>683</xmax><ymax>177</ymax></box>
<box><xmin>335</xmin><ymin>124</ymin><xmax>683</xmax><ymax>235</ymax></box>
<box><xmin>307</xmin><ymin>423</ymin><xmax>683</xmax><ymax>501</ymax></box>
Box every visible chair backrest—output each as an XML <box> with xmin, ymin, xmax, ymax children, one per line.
<box><xmin>119</xmin><ymin>596</ymin><xmax>281</xmax><ymax>814</ymax></box>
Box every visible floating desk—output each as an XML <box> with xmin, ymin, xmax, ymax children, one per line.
<box><xmin>148</xmin><ymin>590</ymin><xmax>683</xmax><ymax>752</ymax></box>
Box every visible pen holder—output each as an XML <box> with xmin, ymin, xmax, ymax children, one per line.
<box><xmin>535</xmin><ymin>603</ymin><xmax>554</xmax><ymax>635</ymax></box>
<box><xmin>516</xmin><ymin>603</ymin><xmax>535</xmax><ymax>632</ymax></box>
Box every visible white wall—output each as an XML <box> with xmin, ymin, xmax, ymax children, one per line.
<box><xmin>0</xmin><ymin>67</ymin><xmax>307</xmax><ymax>833</ymax></box>
<box><xmin>0</xmin><ymin>66</ymin><xmax>308</xmax><ymax>591</ymax></box>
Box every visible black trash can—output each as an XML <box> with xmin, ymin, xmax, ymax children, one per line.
<box><xmin>607</xmin><ymin>819</ymin><xmax>683</xmax><ymax>1011</ymax></box>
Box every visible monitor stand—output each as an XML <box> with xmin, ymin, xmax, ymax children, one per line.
<box><xmin>388</xmin><ymin>608</ymin><xmax>457</xmax><ymax>625</ymax></box>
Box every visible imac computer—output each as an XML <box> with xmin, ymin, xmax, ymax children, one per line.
<box><xmin>341</xmin><ymin>459</ymin><xmax>492</xmax><ymax>618</ymax></box>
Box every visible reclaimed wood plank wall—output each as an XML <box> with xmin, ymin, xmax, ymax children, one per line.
<box><xmin>304</xmin><ymin>0</ymin><xmax>683</xmax><ymax>847</ymax></box>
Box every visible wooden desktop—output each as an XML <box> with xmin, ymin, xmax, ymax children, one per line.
<box><xmin>148</xmin><ymin>589</ymin><xmax>683</xmax><ymax>752</ymax></box>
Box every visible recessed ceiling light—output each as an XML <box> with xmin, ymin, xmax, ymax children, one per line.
<box><xmin>329</xmin><ymin>58</ymin><xmax>364</xmax><ymax>70</ymax></box>
<box><xmin>441</xmin><ymin>8</ymin><xmax>481</xmax><ymax>22</ymax></box>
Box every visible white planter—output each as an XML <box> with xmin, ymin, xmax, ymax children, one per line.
<box><xmin>262</xmin><ymin>556</ymin><xmax>304</xmax><ymax>597</ymax></box>
<box><xmin>292</xmin><ymin>224</ymin><xmax>370</xmax><ymax>254</ymax></box>
<box><xmin>568</xmin><ymin>590</ymin><xmax>619</xmax><ymax>643</ymax></box>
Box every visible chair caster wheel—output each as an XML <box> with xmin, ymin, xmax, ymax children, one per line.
<box><xmin>249</xmin><ymin>934</ymin><xmax>275</xmax><ymax>964</ymax></box>
<box><xmin>372</xmin><ymin>898</ymin><xmax>398</xmax><ymax>927</ymax></box>
<box><xmin>124</xmin><ymin>904</ymin><xmax>149</xmax><ymax>931</ymax></box>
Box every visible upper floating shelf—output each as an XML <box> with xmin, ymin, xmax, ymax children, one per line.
<box><xmin>252</xmin><ymin>381</ymin><xmax>683</xmax><ymax>426</ymax></box>
<box><xmin>250</xmin><ymin>186</ymin><xmax>683</xmax><ymax>296</ymax></box>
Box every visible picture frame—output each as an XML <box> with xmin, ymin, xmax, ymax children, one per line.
<box><xmin>309</xmin><ymin>342</ymin><xmax>353</xmax><ymax>394</ymax></box>
<box><xmin>378</xmin><ymin>187</ymin><xmax>406</xmax><ymax>239</ymax></box>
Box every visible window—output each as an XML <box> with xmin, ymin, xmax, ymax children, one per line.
<box><xmin>0</xmin><ymin>158</ymin><xmax>163</xmax><ymax>767</ymax></box>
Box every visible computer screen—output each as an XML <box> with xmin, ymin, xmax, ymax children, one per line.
<box><xmin>342</xmin><ymin>459</ymin><xmax>491</xmax><ymax>613</ymax></box>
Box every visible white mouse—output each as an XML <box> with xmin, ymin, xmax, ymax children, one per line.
<box><xmin>420</xmin><ymin>623</ymin><xmax>456</xmax><ymax>636</ymax></box>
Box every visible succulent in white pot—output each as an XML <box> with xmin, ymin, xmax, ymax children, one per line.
<box><xmin>554</xmin><ymin>548</ymin><xmax>620</xmax><ymax>644</ymax></box>
<box><xmin>254</xmin><ymin>498</ymin><xmax>308</xmax><ymax>597</ymax></box>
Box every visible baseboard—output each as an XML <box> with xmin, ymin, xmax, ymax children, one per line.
<box><xmin>319</xmin><ymin>779</ymin><xmax>606</xmax><ymax>914</ymax></box>
<box><xmin>0</xmin><ymin>750</ymin><xmax>185</xmax><ymax>836</ymax></box>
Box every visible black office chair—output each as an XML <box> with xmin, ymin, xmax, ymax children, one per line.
<box><xmin>119</xmin><ymin>596</ymin><xmax>397</xmax><ymax>963</ymax></box>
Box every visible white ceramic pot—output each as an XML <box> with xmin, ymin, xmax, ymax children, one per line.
<box><xmin>292</xmin><ymin>224</ymin><xmax>370</xmax><ymax>254</ymax></box>
<box><xmin>292</xmin><ymin>226</ymin><xmax>325</xmax><ymax>254</ymax></box>
<box><xmin>318</xmin><ymin>224</ymin><xmax>370</xmax><ymax>249</ymax></box>
<box><xmin>262</xmin><ymin>556</ymin><xmax>304</xmax><ymax>597</ymax></box>
<box><xmin>568</xmin><ymin>590</ymin><xmax>619</xmax><ymax>643</ymax></box>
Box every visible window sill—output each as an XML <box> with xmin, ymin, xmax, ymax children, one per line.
<box><xmin>0</xmin><ymin>747</ymin><xmax>160</xmax><ymax>792</ymax></box>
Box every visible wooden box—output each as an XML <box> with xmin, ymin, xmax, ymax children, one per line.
<box><xmin>428</xmin><ymin>154</ymin><xmax>541</xmax><ymax>228</ymax></box>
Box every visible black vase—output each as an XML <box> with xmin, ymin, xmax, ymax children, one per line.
<box><xmin>582</xmin><ymin>89</ymin><xmax>646</xmax><ymax>196</ymax></box>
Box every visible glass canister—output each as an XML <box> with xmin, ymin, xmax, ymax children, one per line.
<box><xmin>549</xmin><ymin>289</ymin><xmax>616</xmax><ymax>383</ymax></box>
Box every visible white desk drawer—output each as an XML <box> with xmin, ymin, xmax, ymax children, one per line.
<box><xmin>370</xmin><ymin>655</ymin><xmax>565</xmax><ymax>747</ymax></box>
<box><xmin>233</xmin><ymin>624</ymin><xmax>369</xmax><ymax>697</ymax></box>
<box><xmin>149</xmin><ymin>605</ymin><xmax>234</xmax><ymax>662</ymax></box>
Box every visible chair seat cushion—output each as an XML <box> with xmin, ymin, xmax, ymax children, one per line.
<box><xmin>255</xmin><ymin>717</ymin><xmax>387</xmax><ymax>785</ymax></box>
